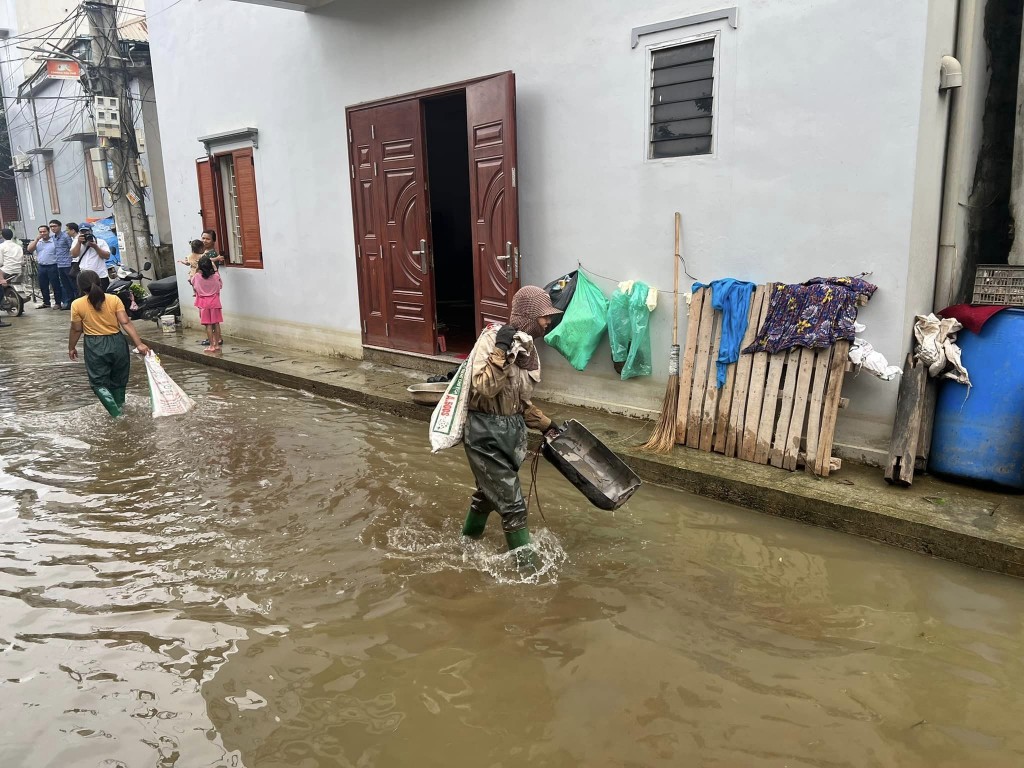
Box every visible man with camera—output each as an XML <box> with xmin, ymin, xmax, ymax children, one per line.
<box><xmin>70</xmin><ymin>225</ymin><xmax>112</xmax><ymax>290</ymax></box>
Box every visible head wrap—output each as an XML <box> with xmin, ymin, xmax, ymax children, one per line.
<box><xmin>509</xmin><ymin>286</ymin><xmax>561</xmax><ymax>338</ymax></box>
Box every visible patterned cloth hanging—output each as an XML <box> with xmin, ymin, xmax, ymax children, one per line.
<box><xmin>743</xmin><ymin>276</ymin><xmax>876</xmax><ymax>355</ymax></box>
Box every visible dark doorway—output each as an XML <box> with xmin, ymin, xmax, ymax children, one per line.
<box><xmin>423</xmin><ymin>92</ymin><xmax>475</xmax><ymax>355</ymax></box>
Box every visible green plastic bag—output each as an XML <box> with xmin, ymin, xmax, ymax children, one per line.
<box><xmin>622</xmin><ymin>283</ymin><xmax>652</xmax><ymax>379</ymax></box>
<box><xmin>607</xmin><ymin>282</ymin><xmax>653</xmax><ymax>379</ymax></box>
<box><xmin>608</xmin><ymin>288</ymin><xmax>632</xmax><ymax>365</ymax></box>
<box><xmin>544</xmin><ymin>271</ymin><xmax>608</xmax><ymax>371</ymax></box>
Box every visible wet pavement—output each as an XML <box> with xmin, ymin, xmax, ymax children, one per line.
<box><xmin>3</xmin><ymin>307</ymin><xmax>1024</xmax><ymax>767</ymax></box>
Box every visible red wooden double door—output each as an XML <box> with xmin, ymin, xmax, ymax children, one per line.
<box><xmin>346</xmin><ymin>72</ymin><xmax>521</xmax><ymax>355</ymax></box>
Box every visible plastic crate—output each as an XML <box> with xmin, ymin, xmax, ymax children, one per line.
<box><xmin>972</xmin><ymin>264</ymin><xmax>1024</xmax><ymax>306</ymax></box>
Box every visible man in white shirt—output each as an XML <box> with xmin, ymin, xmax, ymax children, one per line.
<box><xmin>0</xmin><ymin>228</ymin><xmax>24</xmax><ymax>285</ymax></box>
<box><xmin>70</xmin><ymin>225</ymin><xmax>112</xmax><ymax>289</ymax></box>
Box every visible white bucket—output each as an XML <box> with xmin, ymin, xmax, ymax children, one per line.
<box><xmin>159</xmin><ymin>315</ymin><xmax>176</xmax><ymax>334</ymax></box>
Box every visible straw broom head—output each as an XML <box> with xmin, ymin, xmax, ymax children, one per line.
<box><xmin>641</xmin><ymin>343</ymin><xmax>679</xmax><ymax>452</ymax></box>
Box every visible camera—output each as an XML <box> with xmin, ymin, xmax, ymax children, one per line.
<box><xmin>83</xmin><ymin>232</ymin><xmax>95</xmax><ymax>242</ymax></box>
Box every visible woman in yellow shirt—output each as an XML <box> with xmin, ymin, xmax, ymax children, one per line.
<box><xmin>68</xmin><ymin>270</ymin><xmax>150</xmax><ymax>417</ymax></box>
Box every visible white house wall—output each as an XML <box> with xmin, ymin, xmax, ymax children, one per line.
<box><xmin>147</xmin><ymin>0</ymin><xmax>953</xmax><ymax>458</ymax></box>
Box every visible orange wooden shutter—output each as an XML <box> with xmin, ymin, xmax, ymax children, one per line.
<box><xmin>195</xmin><ymin>157</ymin><xmax>219</xmax><ymax>241</ymax></box>
<box><xmin>232</xmin><ymin>148</ymin><xmax>262</xmax><ymax>267</ymax></box>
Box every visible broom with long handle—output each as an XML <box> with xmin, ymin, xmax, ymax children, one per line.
<box><xmin>642</xmin><ymin>212</ymin><xmax>681</xmax><ymax>453</ymax></box>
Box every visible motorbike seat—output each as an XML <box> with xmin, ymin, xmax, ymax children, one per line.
<box><xmin>147</xmin><ymin>275</ymin><xmax>178</xmax><ymax>296</ymax></box>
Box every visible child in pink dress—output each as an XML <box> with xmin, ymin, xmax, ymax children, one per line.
<box><xmin>191</xmin><ymin>256</ymin><xmax>223</xmax><ymax>353</ymax></box>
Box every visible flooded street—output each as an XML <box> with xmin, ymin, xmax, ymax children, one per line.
<box><xmin>2</xmin><ymin>313</ymin><xmax>1024</xmax><ymax>767</ymax></box>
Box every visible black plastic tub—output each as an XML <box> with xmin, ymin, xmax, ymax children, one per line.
<box><xmin>541</xmin><ymin>420</ymin><xmax>642</xmax><ymax>510</ymax></box>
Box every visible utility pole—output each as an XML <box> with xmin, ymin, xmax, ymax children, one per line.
<box><xmin>83</xmin><ymin>1</ymin><xmax>154</xmax><ymax>275</ymax></box>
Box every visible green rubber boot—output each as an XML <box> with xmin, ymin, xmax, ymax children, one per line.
<box><xmin>111</xmin><ymin>387</ymin><xmax>126</xmax><ymax>408</ymax></box>
<box><xmin>505</xmin><ymin>528</ymin><xmax>540</xmax><ymax>571</ymax></box>
<box><xmin>92</xmin><ymin>386</ymin><xmax>122</xmax><ymax>418</ymax></box>
<box><xmin>462</xmin><ymin>508</ymin><xmax>490</xmax><ymax>538</ymax></box>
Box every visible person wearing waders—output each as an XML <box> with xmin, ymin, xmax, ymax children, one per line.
<box><xmin>67</xmin><ymin>270</ymin><xmax>150</xmax><ymax>417</ymax></box>
<box><xmin>462</xmin><ymin>286</ymin><xmax>563</xmax><ymax>563</ymax></box>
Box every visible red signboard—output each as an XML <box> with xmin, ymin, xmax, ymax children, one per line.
<box><xmin>46</xmin><ymin>60</ymin><xmax>81</xmax><ymax>80</ymax></box>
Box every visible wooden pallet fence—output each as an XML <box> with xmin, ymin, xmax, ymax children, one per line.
<box><xmin>675</xmin><ymin>285</ymin><xmax>850</xmax><ymax>477</ymax></box>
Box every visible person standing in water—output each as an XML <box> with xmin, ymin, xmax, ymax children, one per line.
<box><xmin>462</xmin><ymin>286</ymin><xmax>563</xmax><ymax>560</ymax></box>
<box><xmin>68</xmin><ymin>270</ymin><xmax>150</xmax><ymax>417</ymax></box>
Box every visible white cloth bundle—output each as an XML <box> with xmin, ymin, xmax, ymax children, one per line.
<box><xmin>848</xmin><ymin>338</ymin><xmax>902</xmax><ymax>381</ymax></box>
<box><xmin>913</xmin><ymin>313</ymin><xmax>970</xmax><ymax>386</ymax></box>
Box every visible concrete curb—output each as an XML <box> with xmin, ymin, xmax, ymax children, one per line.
<box><xmin>143</xmin><ymin>332</ymin><xmax>1024</xmax><ymax>579</ymax></box>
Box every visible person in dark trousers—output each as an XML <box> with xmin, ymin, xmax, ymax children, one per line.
<box><xmin>27</xmin><ymin>224</ymin><xmax>61</xmax><ymax>309</ymax></box>
<box><xmin>49</xmin><ymin>219</ymin><xmax>74</xmax><ymax>309</ymax></box>
<box><xmin>461</xmin><ymin>286</ymin><xmax>563</xmax><ymax>562</ymax></box>
<box><xmin>65</xmin><ymin>222</ymin><xmax>81</xmax><ymax>284</ymax></box>
<box><xmin>68</xmin><ymin>270</ymin><xmax>150</xmax><ymax>417</ymax></box>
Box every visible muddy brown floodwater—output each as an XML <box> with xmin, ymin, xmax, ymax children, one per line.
<box><xmin>2</xmin><ymin>314</ymin><xmax>1024</xmax><ymax>767</ymax></box>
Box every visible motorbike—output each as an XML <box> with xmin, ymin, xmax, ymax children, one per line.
<box><xmin>107</xmin><ymin>261</ymin><xmax>180</xmax><ymax>322</ymax></box>
<box><xmin>0</xmin><ymin>273</ymin><xmax>28</xmax><ymax>317</ymax></box>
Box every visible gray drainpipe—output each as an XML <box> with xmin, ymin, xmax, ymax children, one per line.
<box><xmin>934</xmin><ymin>0</ymin><xmax>978</xmax><ymax>309</ymax></box>
<box><xmin>1009</xmin><ymin>10</ymin><xmax>1024</xmax><ymax>267</ymax></box>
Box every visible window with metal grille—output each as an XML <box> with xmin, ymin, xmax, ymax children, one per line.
<box><xmin>218</xmin><ymin>155</ymin><xmax>244</xmax><ymax>265</ymax></box>
<box><xmin>195</xmin><ymin>147</ymin><xmax>263</xmax><ymax>269</ymax></box>
<box><xmin>649</xmin><ymin>38</ymin><xmax>715</xmax><ymax>159</ymax></box>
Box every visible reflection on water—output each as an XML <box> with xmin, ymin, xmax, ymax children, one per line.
<box><xmin>2</xmin><ymin>315</ymin><xmax>1024</xmax><ymax>767</ymax></box>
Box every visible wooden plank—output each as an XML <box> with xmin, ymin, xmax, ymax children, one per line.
<box><xmin>686</xmin><ymin>294</ymin><xmax>716</xmax><ymax>449</ymax></box>
<box><xmin>769</xmin><ymin>350</ymin><xmax>800</xmax><ymax>468</ymax></box>
<box><xmin>741</xmin><ymin>286</ymin><xmax>775</xmax><ymax>460</ymax></box>
<box><xmin>753</xmin><ymin>350</ymin><xmax>785</xmax><ymax>464</ymax></box>
<box><xmin>782</xmin><ymin>347</ymin><xmax>816</xmax><ymax>470</ymax></box>
<box><xmin>726</xmin><ymin>285</ymin><xmax>767</xmax><ymax>458</ymax></box>
<box><xmin>802</xmin><ymin>348</ymin><xmax>833</xmax><ymax>474</ymax></box>
<box><xmin>674</xmin><ymin>288</ymin><xmax>706</xmax><ymax>444</ymax></box>
<box><xmin>813</xmin><ymin>339</ymin><xmax>852</xmax><ymax>477</ymax></box>
<box><xmin>699</xmin><ymin>316</ymin><xmax>724</xmax><ymax>451</ymax></box>
<box><xmin>885</xmin><ymin>355</ymin><xmax>928</xmax><ymax>485</ymax></box>
<box><xmin>713</xmin><ymin>361</ymin><xmax>737</xmax><ymax>454</ymax></box>
<box><xmin>915</xmin><ymin>378</ymin><xmax>938</xmax><ymax>472</ymax></box>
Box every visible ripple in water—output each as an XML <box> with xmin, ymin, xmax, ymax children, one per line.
<box><xmin>382</xmin><ymin>515</ymin><xmax>568</xmax><ymax>585</ymax></box>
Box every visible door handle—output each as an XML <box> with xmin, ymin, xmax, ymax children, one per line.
<box><xmin>412</xmin><ymin>239</ymin><xmax>428</xmax><ymax>274</ymax></box>
<box><xmin>514</xmin><ymin>246</ymin><xmax>520</xmax><ymax>280</ymax></box>
<box><xmin>496</xmin><ymin>241</ymin><xmax>512</xmax><ymax>282</ymax></box>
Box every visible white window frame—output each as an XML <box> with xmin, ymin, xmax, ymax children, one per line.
<box><xmin>644</xmin><ymin>30</ymin><xmax>721</xmax><ymax>163</ymax></box>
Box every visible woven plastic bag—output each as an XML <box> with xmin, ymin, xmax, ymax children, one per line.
<box><xmin>428</xmin><ymin>359</ymin><xmax>470</xmax><ymax>453</ymax></box>
<box><xmin>143</xmin><ymin>351</ymin><xmax>196</xmax><ymax>417</ymax></box>
<box><xmin>544</xmin><ymin>271</ymin><xmax>608</xmax><ymax>371</ymax></box>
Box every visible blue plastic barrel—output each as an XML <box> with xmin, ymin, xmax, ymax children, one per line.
<box><xmin>930</xmin><ymin>308</ymin><xmax>1024</xmax><ymax>489</ymax></box>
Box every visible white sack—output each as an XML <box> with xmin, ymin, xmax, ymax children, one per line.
<box><xmin>143</xmin><ymin>351</ymin><xmax>196</xmax><ymax>417</ymax></box>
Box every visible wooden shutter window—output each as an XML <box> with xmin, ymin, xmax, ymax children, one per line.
<box><xmin>231</xmin><ymin>147</ymin><xmax>262</xmax><ymax>268</ymax></box>
<box><xmin>195</xmin><ymin>157</ymin><xmax>221</xmax><ymax>253</ymax></box>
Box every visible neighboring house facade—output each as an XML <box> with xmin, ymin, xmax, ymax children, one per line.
<box><xmin>146</xmin><ymin>0</ymin><xmax>1004</xmax><ymax>461</ymax></box>
<box><xmin>0</xmin><ymin>3</ymin><xmax>171</xmax><ymax>255</ymax></box>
